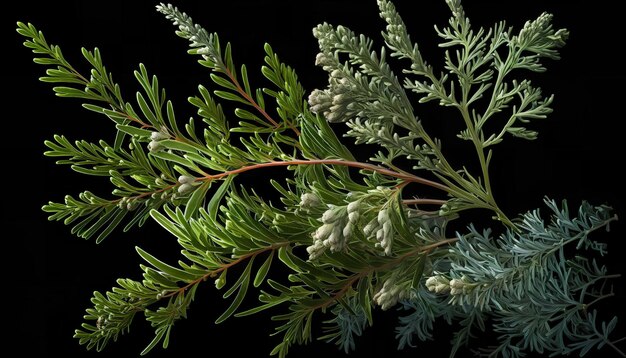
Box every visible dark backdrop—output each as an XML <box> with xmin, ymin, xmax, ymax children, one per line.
<box><xmin>5</xmin><ymin>0</ymin><xmax>625</xmax><ymax>357</ymax></box>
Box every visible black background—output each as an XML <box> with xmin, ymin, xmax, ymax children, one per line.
<box><xmin>5</xmin><ymin>0</ymin><xmax>626</xmax><ymax>357</ymax></box>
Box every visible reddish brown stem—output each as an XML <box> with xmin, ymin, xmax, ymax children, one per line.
<box><xmin>164</xmin><ymin>242</ymin><xmax>290</xmax><ymax>298</ymax></box>
<box><xmin>199</xmin><ymin>159</ymin><xmax>450</xmax><ymax>193</ymax></box>
<box><xmin>222</xmin><ymin>68</ymin><xmax>301</xmax><ymax>137</ymax></box>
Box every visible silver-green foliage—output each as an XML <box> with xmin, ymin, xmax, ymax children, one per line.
<box><xmin>17</xmin><ymin>0</ymin><xmax>624</xmax><ymax>357</ymax></box>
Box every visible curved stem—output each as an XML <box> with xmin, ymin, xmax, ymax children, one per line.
<box><xmin>198</xmin><ymin>159</ymin><xmax>451</xmax><ymax>193</ymax></box>
<box><xmin>403</xmin><ymin>198</ymin><xmax>447</xmax><ymax>206</ymax></box>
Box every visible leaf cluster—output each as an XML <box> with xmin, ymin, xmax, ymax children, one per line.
<box><xmin>16</xmin><ymin>1</ymin><xmax>624</xmax><ymax>357</ymax></box>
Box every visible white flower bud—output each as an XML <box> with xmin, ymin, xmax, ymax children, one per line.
<box><xmin>332</xmin><ymin>94</ymin><xmax>345</xmax><ymax>105</ymax></box>
<box><xmin>348</xmin><ymin>211</ymin><xmax>359</xmax><ymax>224</ymax></box>
<box><xmin>376</xmin><ymin>228</ymin><xmax>384</xmax><ymax>242</ymax></box>
<box><xmin>449</xmin><ymin>276</ymin><xmax>473</xmax><ymax>295</ymax></box>
<box><xmin>363</xmin><ymin>218</ymin><xmax>379</xmax><ymax>237</ymax></box>
<box><xmin>178</xmin><ymin>183</ymin><xmax>194</xmax><ymax>195</ymax></box>
<box><xmin>150</xmin><ymin>131</ymin><xmax>169</xmax><ymax>141</ymax></box>
<box><xmin>323</xmin><ymin>226</ymin><xmax>343</xmax><ymax>250</ymax></box>
<box><xmin>325</xmin><ymin>111</ymin><xmax>340</xmax><ymax>122</ymax></box>
<box><xmin>315</xmin><ymin>52</ymin><xmax>333</xmax><ymax>66</ymax></box>
<box><xmin>312</xmin><ymin>27</ymin><xmax>320</xmax><ymax>38</ymax></box>
<box><xmin>313</xmin><ymin>223</ymin><xmax>334</xmax><ymax>240</ymax></box>
<box><xmin>178</xmin><ymin>175</ymin><xmax>195</xmax><ymax>184</ymax></box>
<box><xmin>215</xmin><ymin>276</ymin><xmax>226</xmax><ymax>289</ymax></box>
<box><xmin>331</xmin><ymin>69</ymin><xmax>342</xmax><ymax>78</ymax></box>
<box><xmin>373</xmin><ymin>278</ymin><xmax>406</xmax><ymax>310</ymax></box>
<box><xmin>299</xmin><ymin>192</ymin><xmax>320</xmax><ymax>209</ymax></box>
<box><xmin>425</xmin><ymin>275</ymin><xmax>451</xmax><ymax>294</ymax></box>
<box><xmin>147</xmin><ymin>140</ymin><xmax>162</xmax><ymax>153</ymax></box>
<box><xmin>342</xmin><ymin>222</ymin><xmax>353</xmax><ymax>240</ymax></box>
<box><xmin>321</xmin><ymin>205</ymin><xmax>344</xmax><ymax>224</ymax></box>
<box><xmin>378</xmin><ymin>208</ymin><xmax>389</xmax><ymax>223</ymax></box>
<box><xmin>347</xmin><ymin>201</ymin><xmax>359</xmax><ymax>213</ymax></box>
<box><xmin>310</xmin><ymin>104</ymin><xmax>322</xmax><ymax>114</ymax></box>
<box><xmin>382</xmin><ymin>220</ymin><xmax>392</xmax><ymax>237</ymax></box>
<box><xmin>306</xmin><ymin>239</ymin><xmax>326</xmax><ymax>260</ymax></box>
<box><xmin>449</xmin><ymin>279</ymin><xmax>464</xmax><ymax>289</ymax></box>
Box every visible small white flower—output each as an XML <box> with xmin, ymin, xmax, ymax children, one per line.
<box><xmin>449</xmin><ymin>276</ymin><xmax>471</xmax><ymax>295</ymax></box>
<box><xmin>306</xmin><ymin>239</ymin><xmax>326</xmax><ymax>260</ymax></box>
<box><xmin>325</xmin><ymin>111</ymin><xmax>340</xmax><ymax>122</ymax></box>
<box><xmin>147</xmin><ymin>140</ymin><xmax>162</xmax><ymax>153</ymax></box>
<box><xmin>315</xmin><ymin>52</ymin><xmax>333</xmax><ymax>67</ymax></box>
<box><xmin>314</xmin><ymin>223</ymin><xmax>334</xmax><ymax>241</ymax></box>
<box><xmin>378</xmin><ymin>208</ymin><xmax>389</xmax><ymax>223</ymax></box>
<box><xmin>299</xmin><ymin>192</ymin><xmax>320</xmax><ymax>209</ymax></box>
<box><xmin>373</xmin><ymin>278</ymin><xmax>409</xmax><ymax>310</ymax></box>
<box><xmin>323</xmin><ymin>226</ymin><xmax>344</xmax><ymax>250</ymax></box>
<box><xmin>347</xmin><ymin>201</ymin><xmax>359</xmax><ymax>214</ymax></box>
<box><xmin>178</xmin><ymin>183</ymin><xmax>194</xmax><ymax>195</ymax></box>
<box><xmin>321</xmin><ymin>205</ymin><xmax>344</xmax><ymax>224</ymax></box>
<box><xmin>330</xmin><ymin>69</ymin><xmax>342</xmax><ymax>79</ymax></box>
<box><xmin>150</xmin><ymin>131</ymin><xmax>169</xmax><ymax>141</ymax></box>
<box><xmin>363</xmin><ymin>218</ymin><xmax>379</xmax><ymax>236</ymax></box>
<box><xmin>348</xmin><ymin>211</ymin><xmax>359</xmax><ymax>224</ymax></box>
<box><xmin>178</xmin><ymin>175</ymin><xmax>195</xmax><ymax>184</ymax></box>
<box><xmin>425</xmin><ymin>275</ymin><xmax>451</xmax><ymax>294</ymax></box>
<box><xmin>342</xmin><ymin>222</ymin><xmax>353</xmax><ymax>239</ymax></box>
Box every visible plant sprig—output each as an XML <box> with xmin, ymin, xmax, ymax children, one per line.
<box><xmin>17</xmin><ymin>1</ymin><xmax>624</xmax><ymax>357</ymax></box>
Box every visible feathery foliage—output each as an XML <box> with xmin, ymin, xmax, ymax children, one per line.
<box><xmin>18</xmin><ymin>0</ymin><xmax>624</xmax><ymax>357</ymax></box>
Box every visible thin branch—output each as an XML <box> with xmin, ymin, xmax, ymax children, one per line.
<box><xmin>163</xmin><ymin>242</ymin><xmax>290</xmax><ymax>298</ymax></box>
<box><xmin>403</xmin><ymin>198</ymin><xmax>447</xmax><ymax>206</ymax></box>
<box><xmin>198</xmin><ymin>159</ymin><xmax>451</xmax><ymax>193</ymax></box>
<box><xmin>222</xmin><ymin>67</ymin><xmax>301</xmax><ymax>137</ymax></box>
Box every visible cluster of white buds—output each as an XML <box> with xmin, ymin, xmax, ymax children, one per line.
<box><xmin>315</xmin><ymin>52</ymin><xmax>334</xmax><ymax>71</ymax></box>
<box><xmin>363</xmin><ymin>207</ymin><xmax>394</xmax><ymax>255</ymax></box>
<box><xmin>147</xmin><ymin>131</ymin><xmax>170</xmax><ymax>153</ymax></box>
<box><xmin>308</xmin><ymin>89</ymin><xmax>332</xmax><ymax>116</ymax></box>
<box><xmin>309</xmin><ymin>80</ymin><xmax>355</xmax><ymax>121</ymax></box>
<box><xmin>515</xmin><ymin>12</ymin><xmax>568</xmax><ymax>53</ymax></box>
<box><xmin>299</xmin><ymin>192</ymin><xmax>321</xmax><ymax>211</ymax></box>
<box><xmin>305</xmin><ymin>239</ymin><xmax>326</xmax><ymax>261</ymax></box>
<box><xmin>425</xmin><ymin>275</ymin><xmax>473</xmax><ymax>295</ymax></box>
<box><xmin>306</xmin><ymin>201</ymin><xmax>361</xmax><ymax>260</ymax></box>
<box><xmin>380</xmin><ymin>7</ymin><xmax>406</xmax><ymax>45</ymax></box>
<box><xmin>373</xmin><ymin>278</ymin><xmax>411</xmax><ymax>310</ymax></box>
<box><xmin>449</xmin><ymin>276</ymin><xmax>472</xmax><ymax>295</ymax></box>
<box><xmin>425</xmin><ymin>275</ymin><xmax>451</xmax><ymax>294</ymax></box>
<box><xmin>117</xmin><ymin>196</ymin><xmax>138</xmax><ymax>211</ymax></box>
<box><xmin>310</xmin><ymin>205</ymin><xmax>347</xmax><ymax>257</ymax></box>
<box><xmin>312</xmin><ymin>23</ymin><xmax>333</xmax><ymax>49</ymax></box>
<box><xmin>177</xmin><ymin>175</ymin><xmax>197</xmax><ymax>195</ymax></box>
<box><xmin>310</xmin><ymin>24</ymin><xmax>358</xmax><ymax>123</ymax></box>
<box><xmin>344</xmin><ymin>200</ymin><xmax>360</xmax><ymax>239</ymax></box>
